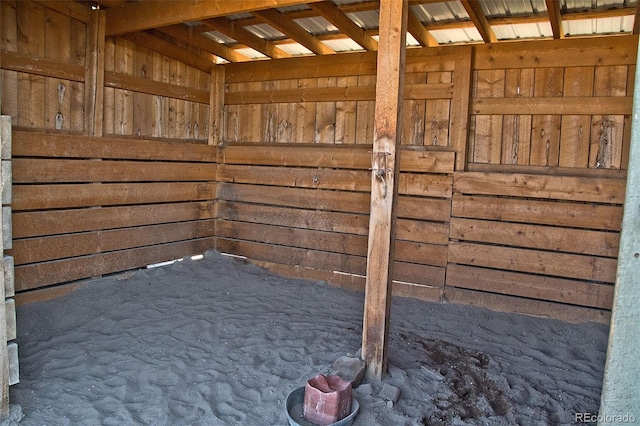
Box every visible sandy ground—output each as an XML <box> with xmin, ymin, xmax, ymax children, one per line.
<box><xmin>7</xmin><ymin>251</ymin><xmax>609</xmax><ymax>425</ymax></box>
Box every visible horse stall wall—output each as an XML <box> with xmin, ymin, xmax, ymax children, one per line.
<box><xmin>0</xmin><ymin>0</ymin><xmax>217</xmax><ymax>304</ymax></box>
<box><xmin>218</xmin><ymin>35</ymin><xmax>637</xmax><ymax>324</ymax></box>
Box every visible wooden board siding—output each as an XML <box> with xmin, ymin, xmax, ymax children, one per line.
<box><xmin>216</xmin><ymin>144</ymin><xmax>454</xmax><ymax>293</ymax></box>
<box><xmin>9</xmin><ymin>131</ymin><xmax>216</xmax><ymax>292</ymax></box>
<box><xmin>447</xmin><ymin>171</ymin><xmax>623</xmax><ymax>316</ymax></box>
<box><xmin>469</xmin><ymin>37</ymin><xmax>636</xmax><ymax>170</ymax></box>
<box><xmin>1</xmin><ymin>0</ymin><xmax>209</xmax><ymax>140</ymax></box>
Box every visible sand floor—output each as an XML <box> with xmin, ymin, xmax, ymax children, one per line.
<box><xmin>8</xmin><ymin>251</ymin><xmax>609</xmax><ymax>425</ymax></box>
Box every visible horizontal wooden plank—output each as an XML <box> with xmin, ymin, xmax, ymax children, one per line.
<box><xmin>454</xmin><ymin>172</ymin><xmax>626</xmax><ymax>204</ymax></box>
<box><xmin>13</xmin><ymin>158</ymin><xmax>216</xmax><ymax>183</ymax></box>
<box><xmin>105</xmin><ymin>71</ymin><xmax>210</xmax><ymax>104</ymax></box>
<box><xmin>13</xmin><ymin>202</ymin><xmax>215</xmax><ymax>238</ymax></box>
<box><xmin>449</xmin><ymin>241</ymin><xmax>617</xmax><ymax>283</ymax></box>
<box><xmin>12</xmin><ymin>131</ymin><xmax>216</xmax><ymax>162</ymax></box>
<box><xmin>225</xmin><ymin>51</ymin><xmax>378</xmax><ymax>83</ymax></box>
<box><xmin>400</xmin><ymin>150</ymin><xmax>455</xmax><ymax>174</ymax></box>
<box><xmin>466</xmin><ymin>163</ymin><xmax>627</xmax><ymax>179</ymax></box>
<box><xmin>10</xmin><ymin>220</ymin><xmax>215</xmax><ymax>265</ymax></box>
<box><xmin>15</xmin><ymin>238</ymin><xmax>215</xmax><ymax>292</ymax></box>
<box><xmin>218</xmin><ymin>164</ymin><xmax>370</xmax><ymax>192</ymax></box>
<box><xmin>13</xmin><ymin>182</ymin><xmax>216</xmax><ymax>210</ymax></box>
<box><xmin>215</xmin><ymin>238</ymin><xmax>444</xmax><ymax>287</ymax></box>
<box><xmin>395</xmin><ymin>240</ymin><xmax>448</xmax><ymax>267</ymax></box>
<box><xmin>218</xmin><ymin>164</ymin><xmax>451</xmax><ymax>197</ymax></box>
<box><xmin>215</xmin><ymin>238</ymin><xmax>366</xmax><ymax>276</ymax></box>
<box><xmin>473</xmin><ymin>35</ymin><xmax>637</xmax><ymax>69</ymax></box>
<box><xmin>450</xmin><ymin>217</ymin><xmax>619</xmax><ymax>257</ymax></box>
<box><xmin>216</xmin><ymin>220</ymin><xmax>367</xmax><ymax>257</ymax></box>
<box><xmin>220</xmin><ymin>144</ymin><xmax>454</xmax><ymax>174</ymax></box>
<box><xmin>224</xmin><ymin>83</ymin><xmax>453</xmax><ymax>104</ymax></box>
<box><xmin>397</xmin><ymin>196</ymin><xmax>451</xmax><ymax>222</ymax></box>
<box><xmin>395</xmin><ymin>219</ymin><xmax>450</xmax><ymax>245</ymax></box>
<box><xmin>446</xmin><ymin>264</ymin><xmax>614</xmax><ymax>309</ymax></box>
<box><xmin>219</xmin><ymin>144</ymin><xmax>372</xmax><ymax>169</ymax></box>
<box><xmin>217</xmin><ymin>183</ymin><xmax>370</xmax><ymax>214</ymax></box>
<box><xmin>216</xmin><ymin>201</ymin><xmax>369</xmax><ymax>235</ymax></box>
<box><xmin>0</xmin><ymin>50</ymin><xmax>85</xmax><ymax>82</ymax></box>
<box><xmin>452</xmin><ymin>195</ymin><xmax>623</xmax><ymax>231</ymax></box>
<box><xmin>392</xmin><ymin>282</ymin><xmax>443</xmax><ymax>303</ymax></box>
<box><xmin>444</xmin><ymin>287</ymin><xmax>611</xmax><ymax>324</ymax></box>
<box><xmin>471</xmin><ymin>97</ymin><xmax>632</xmax><ymax>115</ymax></box>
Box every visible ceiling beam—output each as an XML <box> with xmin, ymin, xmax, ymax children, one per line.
<box><xmin>105</xmin><ymin>0</ymin><xmax>324</xmax><ymax>36</ymax></box>
<box><xmin>407</xmin><ymin>9</ymin><xmax>438</xmax><ymax>47</ymax></box>
<box><xmin>634</xmin><ymin>5</ymin><xmax>640</xmax><ymax>35</ymax></box>
<box><xmin>253</xmin><ymin>8</ymin><xmax>335</xmax><ymax>56</ymax></box>
<box><xmin>545</xmin><ymin>0</ymin><xmax>565</xmax><ymax>39</ymax></box>
<box><xmin>202</xmin><ymin>18</ymin><xmax>292</xmax><ymax>60</ymax></box>
<box><xmin>309</xmin><ymin>1</ymin><xmax>378</xmax><ymax>51</ymax></box>
<box><xmin>460</xmin><ymin>0</ymin><xmax>497</xmax><ymax>43</ymax></box>
<box><xmin>158</xmin><ymin>25</ymin><xmax>252</xmax><ymax>63</ymax></box>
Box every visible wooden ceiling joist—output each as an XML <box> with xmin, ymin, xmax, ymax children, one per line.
<box><xmin>545</xmin><ymin>0</ymin><xmax>565</xmax><ymax>39</ymax></box>
<box><xmin>407</xmin><ymin>9</ymin><xmax>438</xmax><ymax>47</ymax></box>
<box><xmin>460</xmin><ymin>0</ymin><xmax>497</xmax><ymax>43</ymax></box>
<box><xmin>253</xmin><ymin>8</ymin><xmax>335</xmax><ymax>56</ymax></box>
<box><xmin>105</xmin><ymin>0</ymin><xmax>324</xmax><ymax>36</ymax></box>
<box><xmin>309</xmin><ymin>1</ymin><xmax>378</xmax><ymax>51</ymax></box>
<box><xmin>201</xmin><ymin>18</ymin><xmax>292</xmax><ymax>60</ymax></box>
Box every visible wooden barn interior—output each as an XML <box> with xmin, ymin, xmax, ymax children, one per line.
<box><xmin>1</xmin><ymin>0</ymin><xmax>640</xmax><ymax>419</ymax></box>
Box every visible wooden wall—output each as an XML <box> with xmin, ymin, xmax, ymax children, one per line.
<box><xmin>0</xmin><ymin>0</ymin><xmax>637</xmax><ymax>323</ymax></box>
<box><xmin>1</xmin><ymin>1</ymin><xmax>216</xmax><ymax>301</ymax></box>
<box><xmin>218</xmin><ymin>35</ymin><xmax>637</xmax><ymax>323</ymax></box>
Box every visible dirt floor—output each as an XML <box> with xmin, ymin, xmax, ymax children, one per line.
<box><xmin>7</xmin><ymin>251</ymin><xmax>609</xmax><ymax>425</ymax></box>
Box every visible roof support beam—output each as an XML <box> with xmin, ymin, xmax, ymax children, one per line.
<box><xmin>253</xmin><ymin>9</ymin><xmax>335</xmax><ymax>56</ymax></box>
<box><xmin>407</xmin><ymin>9</ymin><xmax>438</xmax><ymax>47</ymax></box>
<box><xmin>105</xmin><ymin>0</ymin><xmax>324</xmax><ymax>36</ymax></box>
<box><xmin>460</xmin><ymin>0</ymin><xmax>497</xmax><ymax>43</ymax></box>
<box><xmin>361</xmin><ymin>0</ymin><xmax>408</xmax><ymax>381</ymax></box>
<box><xmin>599</xmin><ymin>35</ymin><xmax>640</xmax><ymax>420</ymax></box>
<box><xmin>309</xmin><ymin>1</ymin><xmax>378</xmax><ymax>51</ymax></box>
<box><xmin>545</xmin><ymin>0</ymin><xmax>565</xmax><ymax>39</ymax></box>
<box><xmin>201</xmin><ymin>18</ymin><xmax>291</xmax><ymax>60</ymax></box>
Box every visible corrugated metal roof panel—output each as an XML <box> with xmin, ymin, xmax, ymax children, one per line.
<box><xmin>234</xmin><ymin>47</ymin><xmax>268</xmax><ymax>60</ymax></box>
<box><xmin>203</xmin><ymin>31</ymin><xmax>236</xmax><ymax>45</ymax></box>
<box><xmin>480</xmin><ymin>0</ymin><xmax>546</xmax><ymax>17</ymax></box>
<box><xmin>563</xmin><ymin>0</ymin><xmax>637</xmax><ymax>11</ymax></box>
<box><xmin>294</xmin><ymin>16</ymin><xmax>339</xmax><ymax>35</ymax></box>
<box><xmin>321</xmin><ymin>38</ymin><xmax>365</xmax><ymax>52</ymax></box>
<box><xmin>493</xmin><ymin>22</ymin><xmax>553</xmax><ymax>40</ymax></box>
<box><xmin>564</xmin><ymin>16</ymin><xmax>635</xmax><ymax>35</ymax></box>
<box><xmin>244</xmin><ymin>23</ymin><xmax>286</xmax><ymax>41</ymax></box>
<box><xmin>346</xmin><ymin>10</ymin><xmax>380</xmax><ymax>30</ymax></box>
<box><xmin>275</xmin><ymin>42</ymin><xmax>314</xmax><ymax>56</ymax></box>
<box><xmin>411</xmin><ymin>1</ymin><xmax>469</xmax><ymax>23</ymax></box>
<box><xmin>430</xmin><ymin>27</ymin><xmax>483</xmax><ymax>44</ymax></box>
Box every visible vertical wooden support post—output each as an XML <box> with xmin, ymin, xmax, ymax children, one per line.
<box><xmin>0</xmin><ymin>116</ymin><xmax>10</xmax><ymax>419</ymax></box>
<box><xmin>84</xmin><ymin>8</ymin><xmax>106</xmax><ymax>136</ymax></box>
<box><xmin>361</xmin><ymin>0</ymin><xmax>408</xmax><ymax>380</ymax></box>
<box><xmin>209</xmin><ymin>65</ymin><xmax>225</xmax><ymax>145</ymax></box>
<box><xmin>599</xmin><ymin>39</ymin><xmax>640</xmax><ymax>421</ymax></box>
<box><xmin>451</xmin><ymin>46</ymin><xmax>473</xmax><ymax>171</ymax></box>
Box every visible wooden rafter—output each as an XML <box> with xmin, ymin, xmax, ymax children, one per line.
<box><xmin>545</xmin><ymin>0</ymin><xmax>565</xmax><ymax>39</ymax></box>
<box><xmin>158</xmin><ymin>25</ymin><xmax>252</xmax><ymax>63</ymax></box>
<box><xmin>253</xmin><ymin>8</ymin><xmax>335</xmax><ymax>56</ymax></box>
<box><xmin>105</xmin><ymin>0</ymin><xmax>324</xmax><ymax>36</ymax></box>
<box><xmin>201</xmin><ymin>18</ymin><xmax>292</xmax><ymax>60</ymax></box>
<box><xmin>460</xmin><ymin>0</ymin><xmax>497</xmax><ymax>43</ymax></box>
<box><xmin>309</xmin><ymin>1</ymin><xmax>378</xmax><ymax>51</ymax></box>
<box><xmin>407</xmin><ymin>9</ymin><xmax>438</xmax><ymax>47</ymax></box>
<box><xmin>634</xmin><ymin>5</ymin><xmax>640</xmax><ymax>34</ymax></box>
